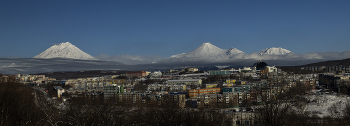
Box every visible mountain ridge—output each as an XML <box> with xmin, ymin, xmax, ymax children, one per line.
<box><xmin>166</xmin><ymin>43</ymin><xmax>291</xmax><ymax>61</ymax></box>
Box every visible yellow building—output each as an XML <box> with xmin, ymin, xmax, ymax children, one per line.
<box><xmin>226</xmin><ymin>79</ymin><xmax>236</xmax><ymax>84</ymax></box>
<box><xmin>206</xmin><ymin>84</ymin><xmax>218</xmax><ymax>88</ymax></box>
<box><xmin>189</xmin><ymin>88</ymin><xmax>220</xmax><ymax>99</ymax></box>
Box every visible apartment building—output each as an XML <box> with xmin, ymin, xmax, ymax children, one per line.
<box><xmin>196</xmin><ymin>94</ymin><xmax>224</xmax><ymax>108</ymax></box>
<box><xmin>166</xmin><ymin>79</ymin><xmax>202</xmax><ymax>86</ymax></box>
<box><xmin>208</xmin><ymin>70</ymin><xmax>231</xmax><ymax>75</ymax></box>
<box><xmin>148</xmin><ymin>84</ymin><xmax>187</xmax><ymax>92</ymax></box>
<box><xmin>118</xmin><ymin>93</ymin><xmax>185</xmax><ymax>107</ymax></box>
<box><xmin>103</xmin><ymin>85</ymin><xmax>123</xmax><ymax>100</ymax></box>
<box><xmin>189</xmin><ymin>88</ymin><xmax>220</xmax><ymax>99</ymax></box>
<box><xmin>232</xmin><ymin>112</ymin><xmax>260</xmax><ymax>126</ymax></box>
<box><xmin>126</xmin><ymin>71</ymin><xmax>149</xmax><ymax>78</ymax></box>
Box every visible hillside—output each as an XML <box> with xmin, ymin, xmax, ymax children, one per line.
<box><xmin>301</xmin><ymin>58</ymin><xmax>350</xmax><ymax>67</ymax></box>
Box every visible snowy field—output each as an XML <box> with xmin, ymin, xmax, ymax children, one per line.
<box><xmin>303</xmin><ymin>94</ymin><xmax>350</xmax><ymax>118</ymax></box>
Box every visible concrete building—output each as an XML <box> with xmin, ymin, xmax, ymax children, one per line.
<box><xmin>250</xmin><ymin>90</ymin><xmax>262</xmax><ymax>104</ymax></box>
<box><xmin>189</xmin><ymin>88</ymin><xmax>220</xmax><ymax>99</ymax></box>
<box><xmin>232</xmin><ymin>112</ymin><xmax>260</xmax><ymax>126</ymax></box>
<box><xmin>160</xmin><ymin>94</ymin><xmax>186</xmax><ymax>108</ymax></box>
<box><xmin>118</xmin><ymin>93</ymin><xmax>146</xmax><ymax>104</ymax></box>
<box><xmin>223</xmin><ymin>92</ymin><xmax>239</xmax><ymax>107</ymax></box>
<box><xmin>103</xmin><ymin>85</ymin><xmax>123</xmax><ymax>100</ymax></box>
<box><xmin>118</xmin><ymin>93</ymin><xmax>186</xmax><ymax>107</ymax></box>
<box><xmin>208</xmin><ymin>70</ymin><xmax>231</xmax><ymax>75</ymax></box>
<box><xmin>169</xmin><ymin>84</ymin><xmax>187</xmax><ymax>92</ymax></box>
<box><xmin>126</xmin><ymin>71</ymin><xmax>149</xmax><ymax>78</ymax></box>
<box><xmin>166</xmin><ymin>79</ymin><xmax>202</xmax><ymax>86</ymax></box>
<box><xmin>196</xmin><ymin>94</ymin><xmax>224</xmax><ymax>108</ymax></box>
<box><xmin>261</xmin><ymin>66</ymin><xmax>278</xmax><ymax>74</ymax></box>
<box><xmin>148</xmin><ymin>84</ymin><xmax>187</xmax><ymax>92</ymax></box>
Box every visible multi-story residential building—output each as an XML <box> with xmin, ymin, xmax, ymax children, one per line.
<box><xmin>250</xmin><ymin>90</ymin><xmax>262</xmax><ymax>104</ymax></box>
<box><xmin>161</xmin><ymin>94</ymin><xmax>186</xmax><ymax>107</ymax></box>
<box><xmin>118</xmin><ymin>93</ymin><xmax>185</xmax><ymax>107</ymax></box>
<box><xmin>111</xmin><ymin>79</ymin><xmax>126</xmax><ymax>84</ymax></box>
<box><xmin>196</xmin><ymin>94</ymin><xmax>224</xmax><ymax>108</ymax></box>
<box><xmin>148</xmin><ymin>84</ymin><xmax>167</xmax><ymax>91</ymax></box>
<box><xmin>303</xmin><ymin>65</ymin><xmax>350</xmax><ymax>73</ymax></box>
<box><xmin>223</xmin><ymin>84</ymin><xmax>254</xmax><ymax>93</ymax></box>
<box><xmin>169</xmin><ymin>84</ymin><xmax>187</xmax><ymax>92</ymax></box>
<box><xmin>166</xmin><ymin>79</ymin><xmax>202</xmax><ymax>86</ymax></box>
<box><xmin>299</xmin><ymin>78</ymin><xmax>316</xmax><ymax>90</ymax></box>
<box><xmin>238</xmin><ymin>92</ymin><xmax>250</xmax><ymax>105</ymax></box>
<box><xmin>223</xmin><ymin>92</ymin><xmax>239</xmax><ymax>107</ymax></box>
<box><xmin>208</xmin><ymin>70</ymin><xmax>231</xmax><ymax>75</ymax></box>
<box><xmin>233</xmin><ymin>85</ymin><xmax>252</xmax><ymax>92</ymax></box>
<box><xmin>126</xmin><ymin>71</ymin><xmax>149</xmax><ymax>78</ymax></box>
<box><xmin>232</xmin><ymin>112</ymin><xmax>260</xmax><ymax>126</ymax></box>
<box><xmin>148</xmin><ymin>84</ymin><xmax>187</xmax><ymax>92</ymax></box>
<box><xmin>118</xmin><ymin>93</ymin><xmax>147</xmax><ymax>104</ymax></box>
<box><xmin>261</xmin><ymin>88</ymin><xmax>272</xmax><ymax>102</ymax></box>
<box><xmin>319</xmin><ymin>73</ymin><xmax>340</xmax><ymax>89</ymax></box>
<box><xmin>261</xmin><ymin>66</ymin><xmax>278</xmax><ymax>74</ymax></box>
<box><xmin>189</xmin><ymin>88</ymin><xmax>220</xmax><ymax>99</ymax></box>
<box><xmin>223</xmin><ymin>87</ymin><xmax>234</xmax><ymax>93</ymax></box>
<box><xmin>103</xmin><ymin>85</ymin><xmax>123</xmax><ymax>100</ymax></box>
<box><xmin>223</xmin><ymin>91</ymin><xmax>250</xmax><ymax>106</ymax></box>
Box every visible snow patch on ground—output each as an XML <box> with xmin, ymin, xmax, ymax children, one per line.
<box><xmin>303</xmin><ymin>94</ymin><xmax>350</xmax><ymax>118</ymax></box>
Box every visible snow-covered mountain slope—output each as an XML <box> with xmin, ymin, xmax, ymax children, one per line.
<box><xmin>258</xmin><ymin>47</ymin><xmax>292</xmax><ymax>55</ymax></box>
<box><xmin>226</xmin><ymin>47</ymin><xmax>244</xmax><ymax>55</ymax></box>
<box><xmin>167</xmin><ymin>42</ymin><xmax>244</xmax><ymax>60</ymax></box>
<box><xmin>186</xmin><ymin>43</ymin><xmax>226</xmax><ymax>57</ymax></box>
<box><xmin>34</xmin><ymin>42</ymin><xmax>96</xmax><ymax>60</ymax></box>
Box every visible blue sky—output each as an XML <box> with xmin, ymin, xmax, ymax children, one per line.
<box><xmin>1</xmin><ymin>0</ymin><xmax>350</xmax><ymax>58</ymax></box>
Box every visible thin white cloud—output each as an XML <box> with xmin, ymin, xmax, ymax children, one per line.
<box><xmin>95</xmin><ymin>54</ymin><xmax>163</xmax><ymax>65</ymax></box>
<box><xmin>0</xmin><ymin>51</ymin><xmax>349</xmax><ymax>75</ymax></box>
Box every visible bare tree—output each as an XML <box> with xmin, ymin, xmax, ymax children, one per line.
<box><xmin>256</xmin><ymin>82</ymin><xmax>311</xmax><ymax>126</ymax></box>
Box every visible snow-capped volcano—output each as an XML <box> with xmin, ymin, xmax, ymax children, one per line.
<box><xmin>167</xmin><ymin>42</ymin><xmax>244</xmax><ymax>60</ymax></box>
<box><xmin>226</xmin><ymin>47</ymin><xmax>244</xmax><ymax>55</ymax></box>
<box><xmin>34</xmin><ymin>42</ymin><xmax>96</xmax><ymax>60</ymax></box>
<box><xmin>164</xmin><ymin>43</ymin><xmax>298</xmax><ymax>62</ymax></box>
<box><xmin>258</xmin><ymin>47</ymin><xmax>292</xmax><ymax>55</ymax></box>
<box><xmin>186</xmin><ymin>43</ymin><xmax>226</xmax><ymax>57</ymax></box>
